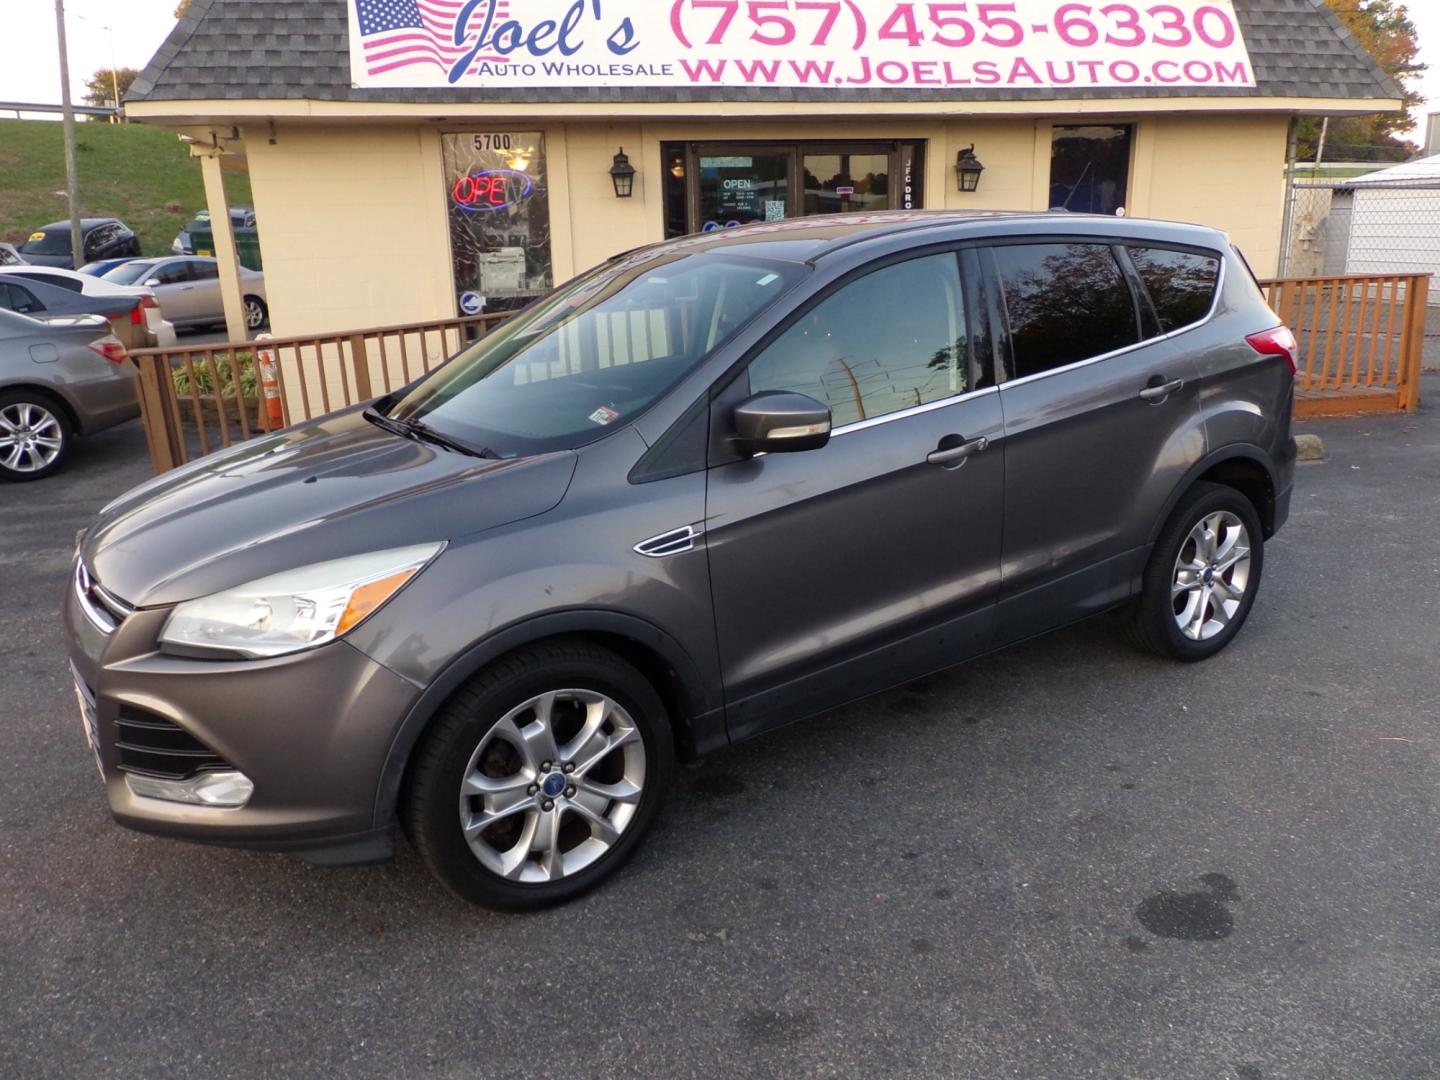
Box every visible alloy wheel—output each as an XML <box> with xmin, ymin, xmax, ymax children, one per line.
<box><xmin>1171</xmin><ymin>510</ymin><xmax>1252</xmax><ymax>641</ymax></box>
<box><xmin>244</xmin><ymin>299</ymin><xmax>266</xmax><ymax>329</ymax></box>
<box><xmin>457</xmin><ymin>689</ymin><xmax>647</xmax><ymax>883</ymax></box>
<box><xmin>0</xmin><ymin>401</ymin><xmax>64</xmax><ymax>474</ymax></box>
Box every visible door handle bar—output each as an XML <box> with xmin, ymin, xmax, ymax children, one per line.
<box><xmin>927</xmin><ymin>436</ymin><xmax>989</xmax><ymax>466</ymax></box>
<box><xmin>1139</xmin><ymin>378</ymin><xmax>1184</xmax><ymax>401</ymax></box>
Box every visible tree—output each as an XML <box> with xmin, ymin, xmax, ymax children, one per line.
<box><xmin>175</xmin><ymin>0</ymin><xmax>191</xmax><ymax>17</ymax></box>
<box><xmin>1297</xmin><ymin>0</ymin><xmax>1427</xmax><ymax>162</ymax></box>
<box><xmin>82</xmin><ymin>66</ymin><xmax>140</xmax><ymax>109</ymax></box>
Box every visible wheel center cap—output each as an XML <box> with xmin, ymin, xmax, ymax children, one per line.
<box><xmin>541</xmin><ymin>772</ymin><xmax>566</xmax><ymax>798</ymax></box>
<box><xmin>1202</xmin><ymin>566</ymin><xmax>1216</xmax><ymax>585</ymax></box>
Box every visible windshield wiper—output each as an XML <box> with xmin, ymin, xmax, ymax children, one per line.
<box><xmin>363</xmin><ymin>406</ymin><xmax>499</xmax><ymax>459</ymax></box>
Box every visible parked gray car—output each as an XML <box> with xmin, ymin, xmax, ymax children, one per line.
<box><xmin>0</xmin><ymin>309</ymin><xmax>138</xmax><ymax>481</ymax></box>
<box><xmin>101</xmin><ymin>256</ymin><xmax>268</xmax><ymax>332</ymax></box>
<box><xmin>66</xmin><ymin>213</ymin><xmax>1296</xmax><ymax>909</ymax></box>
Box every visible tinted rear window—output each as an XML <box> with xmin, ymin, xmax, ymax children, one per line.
<box><xmin>1128</xmin><ymin>246</ymin><xmax>1221</xmax><ymax>333</ymax></box>
<box><xmin>20</xmin><ymin>271</ymin><xmax>83</xmax><ymax>293</ymax></box>
<box><xmin>992</xmin><ymin>242</ymin><xmax>1139</xmax><ymax>377</ymax></box>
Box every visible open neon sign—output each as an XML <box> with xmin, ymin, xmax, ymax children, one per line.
<box><xmin>452</xmin><ymin>169</ymin><xmax>534</xmax><ymax>213</ymax></box>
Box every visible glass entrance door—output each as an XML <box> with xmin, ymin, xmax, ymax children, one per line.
<box><xmin>673</xmin><ymin>141</ymin><xmax>925</xmax><ymax>237</ymax></box>
<box><xmin>694</xmin><ymin>150</ymin><xmax>792</xmax><ymax>233</ymax></box>
<box><xmin>803</xmin><ymin>152</ymin><xmax>891</xmax><ymax>215</ymax></box>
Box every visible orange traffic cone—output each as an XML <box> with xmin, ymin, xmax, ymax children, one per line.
<box><xmin>255</xmin><ymin>333</ymin><xmax>284</xmax><ymax>431</ymax></box>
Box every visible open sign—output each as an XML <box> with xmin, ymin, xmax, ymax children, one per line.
<box><xmin>452</xmin><ymin>169</ymin><xmax>534</xmax><ymax>212</ymax></box>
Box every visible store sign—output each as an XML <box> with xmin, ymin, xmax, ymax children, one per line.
<box><xmin>350</xmin><ymin>0</ymin><xmax>1254</xmax><ymax>90</ymax></box>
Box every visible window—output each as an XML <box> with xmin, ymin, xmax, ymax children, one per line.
<box><xmin>387</xmin><ymin>253</ymin><xmax>801</xmax><ymax>458</ymax></box>
<box><xmin>190</xmin><ymin>260</ymin><xmax>220</xmax><ymax>281</ymax></box>
<box><xmin>0</xmin><ymin>283</ymin><xmax>42</xmax><ymax>314</ymax></box>
<box><xmin>85</xmin><ymin>225</ymin><xmax>118</xmax><ymax>255</ymax></box>
<box><xmin>991</xmin><ymin>243</ymin><xmax>1139</xmax><ymax>377</ymax></box>
<box><xmin>24</xmin><ymin>272</ymin><xmax>83</xmax><ymax>293</ymax></box>
<box><xmin>1049</xmin><ymin>125</ymin><xmax>1133</xmax><ymax>215</ymax></box>
<box><xmin>748</xmin><ymin>253</ymin><xmax>968</xmax><ymax>428</ymax></box>
<box><xmin>1128</xmin><ymin>247</ymin><xmax>1221</xmax><ymax>333</ymax></box>
<box><xmin>151</xmin><ymin>262</ymin><xmax>192</xmax><ymax>286</ymax></box>
<box><xmin>442</xmin><ymin>132</ymin><xmax>552</xmax><ymax>316</ymax></box>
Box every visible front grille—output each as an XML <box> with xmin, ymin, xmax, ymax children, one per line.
<box><xmin>74</xmin><ymin>561</ymin><xmax>134</xmax><ymax>635</ymax></box>
<box><xmin>114</xmin><ymin>705</ymin><xmax>234</xmax><ymax>781</ymax></box>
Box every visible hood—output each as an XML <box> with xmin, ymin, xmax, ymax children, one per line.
<box><xmin>84</xmin><ymin>408</ymin><xmax>578</xmax><ymax>607</ymax></box>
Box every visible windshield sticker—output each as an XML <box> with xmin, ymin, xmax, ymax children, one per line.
<box><xmin>756</xmin><ymin>273</ymin><xmax>779</xmax><ymax>286</ymax></box>
<box><xmin>588</xmin><ymin>405</ymin><xmax>621</xmax><ymax>426</ymax></box>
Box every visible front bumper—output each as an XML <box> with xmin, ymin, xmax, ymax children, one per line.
<box><xmin>64</xmin><ymin>569</ymin><xmax>421</xmax><ymax>863</ymax></box>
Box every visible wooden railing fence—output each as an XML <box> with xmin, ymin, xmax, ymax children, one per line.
<box><xmin>130</xmin><ymin>272</ymin><xmax>1430</xmax><ymax>475</ymax></box>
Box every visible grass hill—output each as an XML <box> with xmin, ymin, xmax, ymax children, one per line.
<box><xmin>0</xmin><ymin>118</ymin><xmax>252</xmax><ymax>258</ymax></box>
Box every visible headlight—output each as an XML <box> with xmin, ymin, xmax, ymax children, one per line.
<box><xmin>159</xmin><ymin>543</ymin><xmax>443</xmax><ymax>659</ymax></box>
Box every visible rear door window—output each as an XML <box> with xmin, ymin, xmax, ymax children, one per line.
<box><xmin>747</xmin><ymin>252</ymin><xmax>971</xmax><ymax>427</ymax></box>
<box><xmin>190</xmin><ymin>260</ymin><xmax>220</xmax><ymax>281</ymax></box>
<box><xmin>990</xmin><ymin>243</ymin><xmax>1140</xmax><ymax>378</ymax></box>
<box><xmin>0</xmin><ymin>283</ymin><xmax>43</xmax><ymax>314</ymax></box>
<box><xmin>152</xmin><ymin>261</ymin><xmax>193</xmax><ymax>285</ymax></box>
<box><xmin>1127</xmin><ymin>246</ymin><xmax>1221</xmax><ymax>333</ymax></box>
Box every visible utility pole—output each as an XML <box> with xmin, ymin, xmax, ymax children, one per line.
<box><xmin>54</xmin><ymin>0</ymin><xmax>83</xmax><ymax>267</ymax></box>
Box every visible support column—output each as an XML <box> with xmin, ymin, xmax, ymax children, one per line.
<box><xmin>193</xmin><ymin>144</ymin><xmax>249</xmax><ymax>342</ymax></box>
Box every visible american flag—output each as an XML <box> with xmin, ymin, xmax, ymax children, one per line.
<box><xmin>356</xmin><ymin>0</ymin><xmax>511</xmax><ymax>78</ymax></box>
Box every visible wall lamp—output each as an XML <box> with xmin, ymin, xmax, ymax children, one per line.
<box><xmin>955</xmin><ymin>144</ymin><xmax>985</xmax><ymax>192</ymax></box>
<box><xmin>610</xmin><ymin>148</ymin><xmax>637</xmax><ymax>198</ymax></box>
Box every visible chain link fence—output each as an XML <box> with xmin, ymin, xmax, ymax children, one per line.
<box><xmin>1280</xmin><ymin>179</ymin><xmax>1440</xmax><ymax>371</ymax></box>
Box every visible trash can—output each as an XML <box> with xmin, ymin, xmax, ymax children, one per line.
<box><xmin>190</xmin><ymin>224</ymin><xmax>264</xmax><ymax>272</ymax></box>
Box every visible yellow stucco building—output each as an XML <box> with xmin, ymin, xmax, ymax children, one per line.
<box><xmin>127</xmin><ymin>0</ymin><xmax>1400</xmax><ymax>339</ymax></box>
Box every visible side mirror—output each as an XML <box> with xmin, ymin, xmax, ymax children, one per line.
<box><xmin>732</xmin><ymin>391</ymin><xmax>832</xmax><ymax>455</ymax></box>
<box><xmin>144</xmin><ymin>278</ymin><xmax>161</xmax><ymax>287</ymax></box>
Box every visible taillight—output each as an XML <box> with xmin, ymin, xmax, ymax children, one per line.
<box><xmin>88</xmin><ymin>335</ymin><xmax>128</xmax><ymax>364</ymax></box>
<box><xmin>130</xmin><ymin>303</ymin><xmax>144</xmax><ymax>325</ymax></box>
<box><xmin>1246</xmin><ymin>325</ymin><xmax>1298</xmax><ymax>376</ymax></box>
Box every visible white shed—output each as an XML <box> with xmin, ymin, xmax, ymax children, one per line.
<box><xmin>1327</xmin><ymin>155</ymin><xmax>1440</xmax><ymax>293</ymax></box>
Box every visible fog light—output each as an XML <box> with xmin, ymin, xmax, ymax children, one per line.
<box><xmin>125</xmin><ymin>770</ymin><xmax>254</xmax><ymax>808</ymax></box>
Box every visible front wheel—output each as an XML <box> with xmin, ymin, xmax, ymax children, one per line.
<box><xmin>404</xmin><ymin>640</ymin><xmax>674</xmax><ymax>910</ymax></box>
<box><xmin>1125</xmin><ymin>483</ymin><xmax>1265</xmax><ymax>662</ymax></box>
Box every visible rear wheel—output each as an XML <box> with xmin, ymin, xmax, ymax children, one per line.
<box><xmin>0</xmin><ymin>391</ymin><xmax>71</xmax><ymax>482</ymax></box>
<box><xmin>1125</xmin><ymin>483</ymin><xmax>1264</xmax><ymax>661</ymax></box>
<box><xmin>404</xmin><ymin>640</ymin><xmax>673</xmax><ymax>910</ymax></box>
<box><xmin>243</xmin><ymin>296</ymin><xmax>268</xmax><ymax>331</ymax></box>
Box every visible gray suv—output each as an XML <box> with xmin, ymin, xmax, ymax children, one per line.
<box><xmin>65</xmin><ymin>213</ymin><xmax>1296</xmax><ymax>909</ymax></box>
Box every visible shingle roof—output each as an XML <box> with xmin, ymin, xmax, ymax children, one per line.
<box><xmin>128</xmin><ymin>0</ymin><xmax>1401</xmax><ymax>107</ymax></box>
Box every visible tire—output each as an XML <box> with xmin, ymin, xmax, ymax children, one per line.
<box><xmin>1125</xmin><ymin>482</ymin><xmax>1265</xmax><ymax>662</ymax></box>
<box><xmin>243</xmin><ymin>296</ymin><xmax>269</xmax><ymax>331</ymax></box>
<box><xmin>404</xmin><ymin>640</ymin><xmax>674</xmax><ymax>910</ymax></box>
<box><xmin>0</xmin><ymin>390</ymin><xmax>73</xmax><ymax>482</ymax></box>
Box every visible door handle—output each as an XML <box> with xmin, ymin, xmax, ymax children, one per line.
<box><xmin>1139</xmin><ymin>378</ymin><xmax>1184</xmax><ymax>402</ymax></box>
<box><xmin>927</xmin><ymin>435</ymin><xmax>989</xmax><ymax>467</ymax></box>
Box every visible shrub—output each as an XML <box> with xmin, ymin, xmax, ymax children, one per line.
<box><xmin>171</xmin><ymin>351</ymin><xmax>258</xmax><ymax>399</ymax></box>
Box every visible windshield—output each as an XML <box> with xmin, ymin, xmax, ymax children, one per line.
<box><xmin>386</xmin><ymin>251</ymin><xmax>803</xmax><ymax>457</ymax></box>
<box><xmin>101</xmin><ymin>261</ymin><xmax>157</xmax><ymax>285</ymax></box>
<box><xmin>20</xmin><ymin>229</ymin><xmax>71</xmax><ymax>255</ymax></box>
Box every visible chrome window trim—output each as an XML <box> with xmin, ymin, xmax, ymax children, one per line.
<box><xmin>831</xmin><ymin>384</ymin><xmax>1000</xmax><ymax>437</ymax></box>
<box><xmin>994</xmin><ymin>244</ymin><xmax>1226</xmax><ymax>392</ymax></box>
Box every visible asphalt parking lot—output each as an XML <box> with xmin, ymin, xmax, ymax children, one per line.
<box><xmin>3</xmin><ymin>390</ymin><xmax>1439</xmax><ymax>1079</ymax></box>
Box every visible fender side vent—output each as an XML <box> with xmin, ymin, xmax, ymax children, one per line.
<box><xmin>634</xmin><ymin>525</ymin><xmax>701</xmax><ymax>558</ymax></box>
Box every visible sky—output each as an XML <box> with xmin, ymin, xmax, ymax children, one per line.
<box><xmin>2</xmin><ymin>0</ymin><xmax>1440</xmax><ymax>143</ymax></box>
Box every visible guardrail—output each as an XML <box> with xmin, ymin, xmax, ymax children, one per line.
<box><xmin>1259</xmin><ymin>273</ymin><xmax>1429</xmax><ymax>417</ymax></box>
<box><xmin>130</xmin><ymin>313</ymin><xmax>509</xmax><ymax>473</ymax></box>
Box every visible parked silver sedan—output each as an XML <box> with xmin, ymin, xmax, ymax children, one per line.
<box><xmin>0</xmin><ymin>309</ymin><xmax>139</xmax><ymax>481</ymax></box>
<box><xmin>101</xmin><ymin>256</ymin><xmax>268</xmax><ymax>333</ymax></box>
